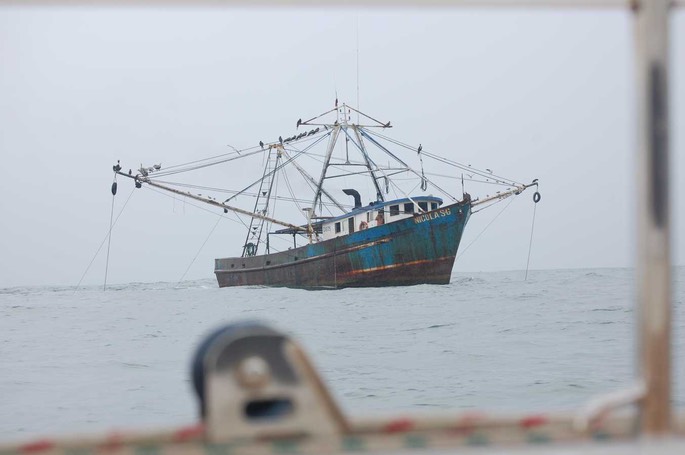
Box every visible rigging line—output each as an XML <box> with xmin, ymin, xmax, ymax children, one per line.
<box><xmin>282</xmin><ymin>168</ymin><xmax>303</xmax><ymax>214</ymax></box>
<box><xmin>355</xmin><ymin>128</ymin><xmax>409</xmax><ymax>167</ymax></box>
<box><xmin>177</xmin><ymin>215</ymin><xmax>222</xmax><ymax>286</ymax></box>
<box><xmin>423</xmin><ymin>171</ymin><xmax>514</xmax><ymax>186</ymax></box>
<box><xmin>153</xmin><ymin>147</ymin><xmax>261</xmax><ymax>173</ymax></box>
<box><xmin>257</xmin><ymin>153</ymin><xmax>281</xmax><ymax>249</ymax></box>
<box><xmin>364</xmin><ymin>129</ymin><xmax>523</xmax><ymax>186</ymax></box>
<box><xmin>224</xmin><ymin>133</ymin><xmax>331</xmax><ymax>204</ymax></box>
<box><xmin>301</xmin><ymin>152</ymin><xmax>411</xmax><ymax>179</ymax></box>
<box><xmin>419</xmin><ymin>150</ymin><xmax>522</xmax><ymax>186</ymax></box>
<box><xmin>151</xmin><ymin>149</ymin><xmax>265</xmax><ymax>177</ymax></box>
<box><xmin>157</xmin><ymin>133</ymin><xmax>339</xmax><ymax>175</ymax></box>
<box><xmin>524</xmin><ymin>201</ymin><xmax>538</xmax><ymax>281</ymax></box>
<box><xmin>144</xmin><ymin>186</ymin><xmax>249</xmax><ymax>230</ymax></box>
<box><xmin>296</xmin><ymin>149</ymin><xmax>368</xmax><ymax>166</ymax></box>
<box><xmin>103</xmin><ymin>181</ymin><xmax>117</xmax><ymax>292</ymax></box>
<box><xmin>158</xmin><ymin>149</ymin><xmax>246</xmax><ymax>172</ymax></box>
<box><xmin>358</xmin><ymin>128</ymin><xmax>458</xmax><ymax>201</ymax></box>
<box><xmin>324</xmin><ymin>168</ymin><xmax>409</xmax><ymax>180</ymax></box>
<box><xmin>74</xmin><ymin>187</ymin><xmax>135</xmax><ymax>294</ymax></box>
<box><xmin>281</xmin><ymin>150</ymin><xmax>346</xmax><ymax>213</ymax></box>
<box><xmin>456</xmin><ymin>197</ymin><xmax>516</xmax><ymax>261</ymax></box>
<box><xmin>148</xmin><ymin>179</ymin><xmax>326</xmax><ymax>206</ymax></box>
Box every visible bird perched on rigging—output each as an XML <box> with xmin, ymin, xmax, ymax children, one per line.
<box><xmin>486</xmin><ymin>169</ymin><xmax>493</xmax><ymax>174</ymax></box>
<box><xmin>259</xmin><ymin>141</ymin><xmax>264</xmax><ymax>149</ymax></box>
<box><xmin>417</xmin><ymin>144</ymin><xmax>422</xmax><ymax>154</ymax></box>
<box><xmin>279</xmin><ymin>136</ymin><xmax>283</xmax><ymax>145</ymax></box>
<box><xmin>153</xmin><ymin>163</ymin><xmax>161</xmax><ymax>170</ymax></box>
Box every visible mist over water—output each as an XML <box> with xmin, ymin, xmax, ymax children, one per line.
<box><xmin>1</xmin><ymin>267</ymin><xmax>683</xmax><ymax>441</ymax></box>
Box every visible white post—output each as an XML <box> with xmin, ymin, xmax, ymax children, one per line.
<box><xmin>633</xmin><ymin>0</ymin><xmax>672</xmax><ymax>435</ymax></box>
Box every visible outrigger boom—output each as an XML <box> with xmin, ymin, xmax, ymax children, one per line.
<box><xmin>471</xmin><ymin>180</ymin><xmax>540</xmax><ymax>208</ymax></box>
<box><xmin>113</xmin><ymin>169</ymin><xmax>309</xmax><ymax>233</ymax></box>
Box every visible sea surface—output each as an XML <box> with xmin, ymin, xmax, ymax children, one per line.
<box><xmin>1</xmin><ymin>267</ymin><xmax>683</xmax><ymax>442</ymax></box>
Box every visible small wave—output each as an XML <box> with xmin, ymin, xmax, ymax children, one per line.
<box><xmin>450</xmin><ymin>276</ymin><xmax>487</xmax><ymax>286</ymax></box>
<box><xmin>585</xmin><ymin>272</ymin><xmax>603</xmax><ymax>278</ymax></box>
<box><xmin>121</xmin><ymin>362</ymin><xmax>150</xmax><ymax>369</ymax></box>
<box><xmin>513</xmin><ymin>293</ymin><xmax>543</xmax><ymax>301</ymax></box>
<box><xmin>400</xmin><ymin>322</ymin><xmax>456</xmax><ymax>332</ymax></box>
<box><xmin>427</xmin><ymin>323</ymin><xmax>456</xmax><ymax>329</ymax></box>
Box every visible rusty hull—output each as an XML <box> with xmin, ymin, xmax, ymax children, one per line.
<box><xmin>214</xmin><ymin>201</ymin><xmax>471</xmax><ymax>289</ymax></box>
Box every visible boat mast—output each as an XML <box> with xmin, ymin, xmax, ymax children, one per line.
<box><xmin>283</xmin><ymin>150</ymin><xmax>346</xmax><ymax>213</ymax></box>
<box><xmin>306</xmin><ymin>103</ymin><xmax>403</xmax><ymax>218</ymax></box>
<box><xmin>311</xmin><ymin>125</ymin><xmax>342</xmax><ymax>224</ymax></box>
<box><xmin>350</xmin><ymin>125</ymin><xmax>384</xmax><ymax>202</ymax></box>
<box><xmin>242</xmin><ymin>145</ymin><xmax>282</xmax><ymax>257</ymax></box>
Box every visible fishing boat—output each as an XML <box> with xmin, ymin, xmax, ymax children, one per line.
<box><xmin>112</xmin><ymin>103</ymin><xmax>538</xmax><ymax>288</ymax></box>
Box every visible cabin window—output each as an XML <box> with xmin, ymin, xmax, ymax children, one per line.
<box><xmin>389</xmin><ymin>205</ymin><xmax>400</xmax><ymax>216</ymax></box>
<box><xmin>348</xmin><ymin>218</ymin><xmax>355</xmax><ymax>233</ymax></box>
<box><xmin>404</xmin><ymin>203</ymin><xmax>414</xmax><ymax>214</ymax></box>
<box><xmin>418</xmin><ymin>202</ymin><xmax>428</xmax><ymax>212</ymax></box>
<box><xmin>431</xmin><ymin>202</ymin><xmax>438</xmax><ymax>210</ymax></box>
<box><xmin>335</xmin><ymin>222</ymin><xmax>341</xmax><ymax>233</ymax></box>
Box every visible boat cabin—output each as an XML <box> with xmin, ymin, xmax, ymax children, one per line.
<box><xmin>319</xmin><ymin>196</ymin><xmax>443</xmax><ymax>241</ymax></box>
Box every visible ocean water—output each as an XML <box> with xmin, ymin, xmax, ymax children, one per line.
<box><xmin>1</xmin><ymin>267</ymin><xmax>683</xmax><ymax>441</ymax></box>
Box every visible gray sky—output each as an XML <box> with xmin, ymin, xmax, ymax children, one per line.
<box><xmin>0</xmin><ymin>6</ymin><xmax>683</xmax><ymax>288</ymax></box>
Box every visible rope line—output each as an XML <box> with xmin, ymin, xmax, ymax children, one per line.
<box><xmin>524</xmin><ymin>201</ymin><xmax>538</xmax><ymax>281</ymax></box>
<box><xmin>103</xmin><ymin>189</ymin><xmax>116</xmax><ymax>291</ymax></box>
<box><xmin>74</xmin><ymin>187</ymin><xmax>135</xmax><ymax>294</ymax></box>
<box><xmin>177</xmin><ymin>216</ymin><xmax>222</xmax><ymax>286</ymax></box>
<box><xmin>456</xmin><ymin>197</ymin><xmax>515</xmax><ymax>260</ymax></box>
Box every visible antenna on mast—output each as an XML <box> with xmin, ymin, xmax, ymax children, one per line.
<box><xmin>356</xmin><ymin>15</ymin><xmax>360</xmax><ymax>124</ymax></box>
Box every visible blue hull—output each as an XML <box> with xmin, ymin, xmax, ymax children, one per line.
<box><xmin>215</xmin><ymin>201</ymin><xmax>471</xmax><ymax>289</ymax></box>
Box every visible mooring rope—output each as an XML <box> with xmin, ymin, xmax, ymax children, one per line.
<box><xmin>74</xmin><ymin>187</ymin><xmax>135</xmax><ymax>294</ymax></box>
<box><xmin>524</xmin><ymin>200</ymin><xmax>538</xmax><ymax>281</ymax></box>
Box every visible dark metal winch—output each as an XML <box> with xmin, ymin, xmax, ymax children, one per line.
<box><xmin>191</xmin><ymin>322</ymin><xmax>348</xmax><ymax>441</ymax></box>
